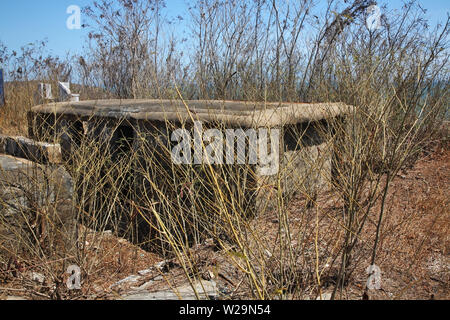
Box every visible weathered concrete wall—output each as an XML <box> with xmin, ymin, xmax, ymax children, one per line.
<box><xmin>0</xmin><ymin>155</ymin><xmax>75</xmax><ymax>257</ymax></box>
<box><xmin>122</xmin><ymin>119</ymin><xmax>337</xmax><ymax>249</ymax></box>
<box><xmin>256</xmin><ymin>119</ymin><xmax>335</xmax><ymax>212</ymax></box>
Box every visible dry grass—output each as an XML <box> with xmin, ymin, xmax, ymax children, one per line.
<box><xmin>0</xmin><ymin>141</ymin><xmax>448</xmax><ymax>300</ymax></box>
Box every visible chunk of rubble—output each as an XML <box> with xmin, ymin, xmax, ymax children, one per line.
<box><xmin>5</xmin><ymin>296</ymin><xmax>28</xmax><ymax>301</ymax></box>
<box><xmin>121</xmin><ymin>280</ymin><xmax>218</xmax><ymax>301</ymax></box>
<box><xmin>0</xmin><ymin>154</ymin><xmax>75</xmax><ymax>256</ymax></box>
<box><xmin>0</xmin><ymin>134</ymin><xmax>62</xmax><ymax>165</ymax></box>
<box><xmin>110</xmin><ymin>275</ymin><xmax>141</xmax><ymax>289</ymax></box>
<box><xmin>28</xmin><ymin>272</ymin><xmax>45</xmax><ymax>284</ymax></box>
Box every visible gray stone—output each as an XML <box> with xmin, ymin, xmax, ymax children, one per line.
<box><xmin>316</xmin><ymin>292</ymin><xmax>332</xmax><ymax>300</ymax></box>
<box><xmin>131</xmin><ymin>280</ymin><xmax>155</xmax><ymax>291</ymax></box>
<box><xmin>110</xmin><ymin>275</ymin><xmax>141</xmax><ymax>289</ymax></box>
<box><xmin>5</xmin><ymin>296</ymin><xmax>28</xmax><ymax>300</ymax></box>
<box><xmin>121</xmin><ymin>280</ymin><xmax>218</xmax><ymax>301</ymax></box>
<box><xmin>137</xmin><ymin>268</ymin><xmax>153</xmax><ymax>276</ymax></box>
<box><xmin>0</xmin><ymin>134</ymin><xmax>62</xmax><ymax>164</ymax></box>
<box><xmin>28</xmin><ymin>272</ymin><xmax>45</xmax><ymax>284</ymax></box>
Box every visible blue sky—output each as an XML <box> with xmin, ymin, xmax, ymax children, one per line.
<box><xmin>0</xmin><ymin>0</ymin><xmax>448</xmax><ymax>60</ymax></box>
<box><xmin>0</xmin><ymin>0</ymin><xmax>189</xmax><ymax>58</ymax></box>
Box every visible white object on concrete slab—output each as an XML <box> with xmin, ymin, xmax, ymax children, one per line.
<box><xmin>58</xmin><ymin>82</ymin><xmax>80</xmax><ymax>102</ymax></box>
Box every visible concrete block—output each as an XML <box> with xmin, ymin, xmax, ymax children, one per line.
<box><xmin>0</xmin><ymin>134</ymin><xmax>62</xmax><ymax>164</ymax></box>
<box><xmin>121</xmin><ymin>281</ymin><xmax>218</xmax><ymax>300</ymax></box>
<box><xmin>0</xmin><ymin>155</ymin><xmax>75</xmax><ymax>256</ymax></box>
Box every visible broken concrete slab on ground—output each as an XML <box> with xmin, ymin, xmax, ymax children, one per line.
<box><xmin>121</xmin><ymin>281</ymin><xmax>218</xmax><ymax>300</ymax></box>
<box><xmin>109</xmin><ymin>259</ymin><xmax>219</xmax><ymax>300</ymax></box>
<box><xmin>28</xmin><ymin>99</ymin><xmax>352</xmax><ymax>248</ymax></box>
<box><xmin>0</xmin><ymin>134</ymin><xmax>62</xmax><ymax>164</ymax></box>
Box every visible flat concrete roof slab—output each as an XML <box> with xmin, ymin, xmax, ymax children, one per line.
<box><xmin>31</xmin><ymin>99</ymin><xmax>353</xmax><ymax>127</ymax></box>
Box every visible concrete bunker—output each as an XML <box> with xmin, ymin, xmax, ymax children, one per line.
<box><xmin>28</xmin><ymin>99</ymin><xmax>352</xmax><ymax>250</ymax></box>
